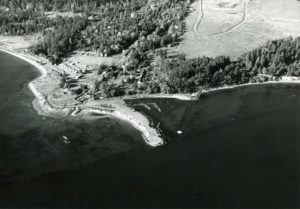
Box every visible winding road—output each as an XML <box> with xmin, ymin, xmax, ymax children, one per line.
<box><xmin>192</xmin><ymin>0</ymin><xmax>204</xmax><ymax>36</ymax></box>
<box><xmin>192</xmin><ymin>0</ymin><xmax>249</xmax><ymax>38</ymax></box>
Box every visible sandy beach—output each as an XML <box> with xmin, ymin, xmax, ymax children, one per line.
<box><xmin>1</xmin><ymin>44</ymin><xmax>300</xmax><ymax>147</ymax></box>
<box><xmin>196</xmin><ymin>78</ymin><xmax>300</xmax><ymax>96</ymax></box>
<box><xmin>0</xmin><ymin>47</ymin><xmax>164</xmax><ymax>147</ymax></box>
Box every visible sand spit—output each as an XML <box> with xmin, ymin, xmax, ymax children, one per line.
<box><xmin>0</xmin><ymin>48</ymin><xmax>163</xmax><ymax>147</ymax></box>
<box><xmin>1</xmin><ymin>47</ymin><xmax>299</xmax><ymax>147</ymax></box>
<box><xmin>81</xmin><ymin>102</ymin><xmax>163</xmax><ymax>147</ymax></box>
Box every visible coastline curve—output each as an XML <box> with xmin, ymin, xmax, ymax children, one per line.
<box><xmin>0</xmin><ymin>48</ymin><xmax>164</xmax><ymax>147</ymax></box>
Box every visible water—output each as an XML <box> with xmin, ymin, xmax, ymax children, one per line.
<box><xmin>0</xmin><ymin>51</ymin><xmax>299</xmax><ymax>208</ymax></box>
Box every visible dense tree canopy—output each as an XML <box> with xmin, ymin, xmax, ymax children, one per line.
<box><xmin>157</xmin><ymin>37</ymin><xmax>300</xmax><ymax>93</ymax></box>
<box><xmin>79</xmin><ymin>37</ymin><xmax>300</xmax><ymax>98</ymax></box>
<box><xmin>31</xmin><ymin>16</ymin><xmax>89</xmax><ymax>63</ymax></box>
<box><xmin>0</xmin><ymin>0</ymin><xmax>190</xmax><ymax>63</ymax></box>
<box><xmin>0</xmin><ymin>0</ymin><xmax>117</xmax><ymax>12</ymax></box>
<box><xmin>1</xmin><ymin>1</ymin><xmax>300</xmax><ymax>98</ymax></box>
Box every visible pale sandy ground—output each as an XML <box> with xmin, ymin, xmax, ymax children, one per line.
<box><xmin>67</xmin><ymin>51</ymin><xmax>121</xmax><ymax>67</ymax></box>
<box><xmin>45</xmin><ymin>11</ymin><xmax>82</xmax><ymax>19</ymax></box>
<box><xmin>180</xmin><ymin>0</ymin><xmax>300</xmax><ymax>59</ymax></box>
<box><xmin>0</xmin><ymin>35</ymin><xmax>40</xmax><ymax>50</ymax></box>
<box><xmin>82</xmin><ymin>99</ymin><xmax>164</xmax><ymax>146</ymax></box>
<box><xmin>60</xmin><ymin>51</ymin><xmax>122</xmax><ymax>87</ymax></box>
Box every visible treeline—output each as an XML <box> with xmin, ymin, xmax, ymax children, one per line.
<box><xmin>156</xmin><ymin>37</ymin><xmax>300</xmax><ymax>93</ymax></box>
<box><xmin>0</xmin><ymin>10</ymin><xmax>64</xmax><ymax>35</ymax></box>
<box><xmin>32</xmin><ymin>0</ymin><xmax>189</xmax><ymax>64</ymax></box>
<box><xmin>31</xmin><ymin>16</ymin><xmax>89</xmax><ymax>63</ymax></box>
<box><xmin>82</xmin><ymin>0</ymin><xmax>189</xmax><ymax>57</ymax></box>
<box><xmin>0</xmin><ymin>0</ymin><xmax>118</xmax><ymax>12</ymax></box>
<box><xmin>0</xmin><ymin>0</ymin><xmax>190</xmax><ymax>64</ymax></box>
<box><xmin>89</xmin><ymin>37</ymin><xmax>300</xmax><ymax>98</ymax></box>
<box><xmin>27</xmin><ymin>0</ymin><xmax>148</xmax><ymax>63</ymax></box>
<box><xmin>0</xmin><ymin>0</ymin><xmax>119</xmax><ymax>35</ymax></box>
<box><xmin>58</xmin><ymin>37</ymin><xmax>300</xmax><ymax>99</ymax></box>
<box><xmin>0</xmin><ymin>0</ymin><xmax>133</xmax><ymax>36</ymax></box>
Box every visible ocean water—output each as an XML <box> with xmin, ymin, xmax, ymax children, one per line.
<box><xmin>0</xmin><ymin>51</ymin><xmax>299</xmax><ymax>208</ymax></box>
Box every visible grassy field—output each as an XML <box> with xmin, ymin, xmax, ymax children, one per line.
<box><xmin>179</xmin><ymin>0</ymin><xmax>300</xmax><ymax>59</ymax></box>
<box><xmin>261</xmin><ymin>0</ymin><xmax>300</xmax><ymax>20</ymax></box>
<box><xmin>197</xmin><ymin>0</ymin><xmax>245</xmax><ymax>36</ymax></box>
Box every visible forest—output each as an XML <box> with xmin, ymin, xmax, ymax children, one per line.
<box><xmin>61</xmin><ymin>37</ymin><xmax>300</xmax><ymax>99</ymax></box>
<box><xmin>157</xmin><ymin>37</ymin><xmax>300</xmax><ymax>93</ymax></box>
<box><xmin>0</xmin><ymin>0</ymin><xmax>114</xmax><ymax>12</ymax></box>
<box><xmin>80</xmin><ymin>0</ymin><xmax>188</xmax><ymax>56</ymax></box>
<box><xmin>1</xmin><ymin>1</ymin><xmax>300</xmax><ymax>98</ymax></box>
<box><xmin>0</xmin><ymin>0</ymin><xmax>189</xmax><ymax>63</ymax></box>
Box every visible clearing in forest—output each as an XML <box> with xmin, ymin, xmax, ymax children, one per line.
<box><xmin>179</xmin><ymin>0</ymin><xmax>300</xmax><ymax>59</ymax></box>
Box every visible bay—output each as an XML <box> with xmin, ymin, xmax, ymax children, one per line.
<box><xmin>0</xmin><ymin>52</ymin><xmax>299</xmax><ymax>208</ymax></box>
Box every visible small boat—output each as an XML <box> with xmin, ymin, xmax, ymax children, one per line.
<box><xmin>177</xmin><ymin>130</ymin><xmax>183</xmax><ymax>135</ymax></box>
<box><xmin>62</xmin><ymin>135</ymin><xmax>71</xmax><ymax>144</ymax></box>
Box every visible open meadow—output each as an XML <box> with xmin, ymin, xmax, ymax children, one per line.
<box><xmin>261</xmin><ymin>0</ymin><xmax>300</xmax><ymax>20</ymax></box>
<box><xmin>179</xmin><ymin>0</ymin><xmax>300</xmax><ymax>59</ymax></box>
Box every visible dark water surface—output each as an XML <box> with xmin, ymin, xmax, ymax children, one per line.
<box><xmin>0</xmin><ymin>52</ymin><xmax>299</xmax><ymax>208</ymax></box>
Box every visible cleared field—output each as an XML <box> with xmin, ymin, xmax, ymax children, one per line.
<box><xmin>179</xmin><ymin>0</ymin><xmax>300</xmax><ymax>59</ymax></box>
<box><xmin>0</xmin><ymin>35</ymin><xmax>40</xmax><ymax>50</ymax></box>
<box><xmin>67</xmin><ymin>51</ymin><xmax>121</xmax><ymax>68</ymax></box>
<box><xmin>261</xmin><ymin>0</ymin><xmax>300</xmax><ymax>20</ymax></box>
<box><xmin>197</xmin><ymin>0</ymin><xmax>245</xmax><ymax>36</ymax></box>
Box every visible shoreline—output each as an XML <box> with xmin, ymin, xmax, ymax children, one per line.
<box><xmin>196</xmin><ymin>78</ymin><xmax>300</xmax><ymax>96</ymax></box>
<box><xmin>120</xmin><ymin>78</ymin><xmax>300</xmax><ymax>102</ymax></box>
<box><xmin>0</xmin><ymin>47</ymin><xmax>164</xmax><ymax>147</ymax></box>
<box><xmin>0</xmin><ymin>48</ymin><xmax>54</xmax><ymax>112</ymax></box>
<box><xmin>1</xmin><ymin>47</ymin><xmax>300</xmax><ymax>147</ymax></box>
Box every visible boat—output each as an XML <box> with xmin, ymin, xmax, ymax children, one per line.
<box><xmin>177</xmin><ymin>130</ymin><xmax>183</xmax><ymax>135</ymax></box>
<box><xmin>62</xmin><ymin>135</ymin><xmax>71</xmax><ymax>144</ymax></box>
